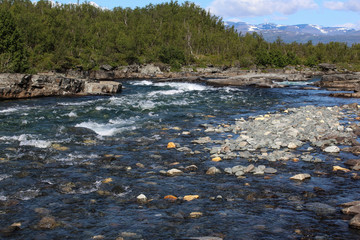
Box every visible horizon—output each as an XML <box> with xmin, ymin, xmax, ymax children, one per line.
<box><xmin>42</xmin><ymin>0</ymin><xmax>360</xmax><ymax>30</ymax></box>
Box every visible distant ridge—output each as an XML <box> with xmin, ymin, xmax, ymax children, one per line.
<box><xmin>226</xmin><ymin>22</ymin><xmax>360</xmax><ymax>45</ymax></box>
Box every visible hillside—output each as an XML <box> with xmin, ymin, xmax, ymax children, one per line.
<box><xmin>1</xmin><ymin>0</ymin><xmax>360</xmax><ymax>73</ymax></box>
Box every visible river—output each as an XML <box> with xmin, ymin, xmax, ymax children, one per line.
<box><xmin>0</xmin><ymin>79</ymin><xmax>359</xmax><ymax>239</ymax></box>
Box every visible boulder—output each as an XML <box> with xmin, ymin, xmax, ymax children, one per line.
<box><xmin>0</xmin><ymin>73</ymin><xmax>121</xmax><ymax>99</ymax></box>
<box><xmin>140</xmin><ymin>64</ymin><xmax>162</xmax><ymax>75</ymax></box>
<box><xmin>83</xmin><ymin>81</ymin><xmax>122</xmax><ymax>95</ymax></box>
<box><xmin>315</xmin><ymin>74</ymin><xmax>360</xmax><ymax>94</ymax></box>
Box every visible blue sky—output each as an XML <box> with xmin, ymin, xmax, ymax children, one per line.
<box><xmin>54</xmin><ymin>0</ymin><xmax>360</xmax><ymax>29</ymax></box>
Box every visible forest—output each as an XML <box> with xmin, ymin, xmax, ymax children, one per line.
<box><xmin>1</xmin><ymin>0</ymin><xmax>360</xmax><ymax>73</ymax></box>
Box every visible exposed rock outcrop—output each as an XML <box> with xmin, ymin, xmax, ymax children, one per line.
<box><xmin>0</xmin><ymin>73</ymin><xmax>121</xmax><ymax>100</ymax></box>
<box><xmin>314</xmin><ymin>73</ymin><xmax>360</xmax><ymax>97</ymax></box>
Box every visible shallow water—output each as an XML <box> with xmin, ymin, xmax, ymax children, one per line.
<box><xmin>0</xmin><ymin>79</ymin><xmax>360</xmax><ymax>239</ymax></box>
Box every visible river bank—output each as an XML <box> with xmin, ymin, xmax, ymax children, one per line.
<box><xmin>1</xmin><ymin>63</ymin><xmax>360</xmax><ymax>100</ymax></box>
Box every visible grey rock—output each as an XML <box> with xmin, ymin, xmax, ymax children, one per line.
<box><xmin>305</xmin><ymin>202</ymin><xmax>336</xmax><ymax>216</ymax></box>
<box><xmin>264</xmin><ymin>168</ymin><xmax>277</xmax><ymax>174</ymax></box>
<box><xmin>290</xmin><ymin>173</ymin><xmax>311</xmax><ymax>181</ymax></box>
<box><xmin>206</xmin><ymin>167</ymin><xmax>221</xmax><ymax>175</ymax></box>
<box><xmin>324</xmin><ymin>146</ymin><xmax>340</xmax><ymax>153</ymax></box>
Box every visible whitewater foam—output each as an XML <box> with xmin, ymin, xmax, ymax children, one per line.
<box><xmin>75</xmin><ymin>117</ymin><xmax>139</xmax><ymax>136</ymax></box>
<box><xmin>130</xmin><ymin>80</ymin><xmax>154</xmax><ymax>86</ymax></box>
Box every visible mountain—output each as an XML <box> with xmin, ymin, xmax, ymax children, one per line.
<box><xmin>226</xmin><ymin>22</ymin><xmax>360</xmax><ymax>45</ymax></box>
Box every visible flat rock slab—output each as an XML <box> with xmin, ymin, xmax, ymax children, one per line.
<box><xmin>290</xmin><ymin>173</ymin><xmax>311</xmax><ymax>181</ymax></box>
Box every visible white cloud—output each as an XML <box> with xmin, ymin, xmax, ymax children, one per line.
<box><xmin>324</xmin><ymin>0</ymin><xmax>360</xmax><ymax>11</ymax></box>
<box><xmin>208</xmin><ymin>0</ymin><xmax>318</xmax><ymax>18</ymax></box>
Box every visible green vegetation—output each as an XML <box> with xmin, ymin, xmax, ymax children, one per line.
<box><xmin>1</xmin><ymin>0</ymin><xmax>360</xmax><ymax>73</ymax></box>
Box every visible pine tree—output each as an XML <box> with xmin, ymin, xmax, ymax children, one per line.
<box><xmin>0</xmin><ymin>8</ymin><xmax>28</xmax><ymax>72</ymax></box>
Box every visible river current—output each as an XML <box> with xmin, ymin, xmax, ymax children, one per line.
<box><xmin>0</xmin><ymin>79</ymin><xmax>359</xmax><ymax>239</ymax></box>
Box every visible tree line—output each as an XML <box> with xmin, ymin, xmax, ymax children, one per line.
<box><xmin>1</xmin><ymin>0</ymin><xmax>360</xmax><ymax>73</ymax></box>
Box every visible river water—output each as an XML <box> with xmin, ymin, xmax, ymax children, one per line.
<box><xmin>0</xmin><ymin>79</ymin><xmax>359</xmax><ymax>239</ymax></box>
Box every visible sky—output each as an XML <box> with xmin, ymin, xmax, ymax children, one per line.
<box><xmin>53</xmin><ymin>0</ymin><xmax>360</xmax><ymax>29</ymax></box>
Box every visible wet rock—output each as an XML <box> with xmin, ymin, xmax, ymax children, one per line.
<box><xmin>189</xmin><ymin>212</ymin><xmax>203</xmax><ymax>218</ymax></box>
<box><xmin>350</xmin><ymin>214</ymin><xmax>360</xmax><ymax>229</ymax></box>
<box><xmin>92</xmin><ymin>235</ymin><xmax>105</xmax><ymax>240</ymax></box>
<box><xmin>305</xmin><ymin>202</ymin><xmax>337</xmax><ymax>216</ymax></box>
<box><xmin>323</xmin><ymin>146</ymin><xmax>340</xmax><ymax>153</ymax></box>
<box><xmin>344</xmin><ymin>159</ymin><xmax>360</xmax><ymax>167</ymax></box>
<box><xmin>177</xmin><ymin>147</ymin><xmax>192</xmax><ymax>153</ymax></box>
<box><xmin>212</xmin><ymin>157</ymin><xmax>222</xmax><ymax>162</ymax></box>
<box><xmin>264</xmin><ymin>168</ymin><xmax>277</xmax><ymax>174</ymax></box>
<box><xmin>183</xmin><ymin>195</ymin><xmax>199</xmax><ymax>201</ymax></box>
<box><xmin>37</xmin><ymin>216</ymin><xmax>58</xmax><ymax>230</ymax></box>
<box><xmin>167</xmin><ymin>168</ymin><xmax>184</xmax><ymax>176</ymax></box>
<box><xmin>1</xmin><ymin>222</ymin><xmax>21</xmax><ymax>236</ymax></box>
<box><xmin>192</xmin><ymin>137</ymin><xmax>212</xmax><ymax>144</ymax></box>
<box><xmin>333</xmin><ymin>166</ymin><xmax>351</xmax><ymax>173</ymax></box>
<box><xmin>342</xmin><ymin>146</ymin><xmax>360</xmax><ymax>155</ymax></box>
<box><xmin>342</xmin><ymin>205</ymin><xmax>360</xmax><ymax>215</ymax></box>
<box><xmin>206</xmin><ymin>167</ymin><xmax>221</xmax><ymax>175</ymax></box>
<box><xmin>136</xmin><ymin>194</ymin><xmax>147</xmax><ymax>203</ymax></box>
<box><xmin>290</xmin><ymin>173</ymin><xmax>311</xmax><ymax>181</ymax></box>
<box><xmin>244</xmin><ymin>164</ymin><xmax>255</xmax><ymax>173</ymax></box>
<box><xmin>167</xmin><ymin>142</ymin><xmax>176</xmax><ymax>149</ymax></box>
<box><xmin>185</xmin><ymin>165</ymin><xmax>198</xmax><ymax>172</ymax></box>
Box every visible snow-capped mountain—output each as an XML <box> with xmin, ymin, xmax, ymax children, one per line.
<box><xmin>226</xmin><ymin>22</ymin><xmax>360</xmax><ymax>45</ymax></box>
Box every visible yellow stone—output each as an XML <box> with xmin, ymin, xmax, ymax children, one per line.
<box><xmin>205</xmin><ymin>115</ymin><xmax>215</xmax><ymax>118</ymax></box>
<box><xmin>162</xmin><ymin>128</ymin><xmax>169</xmax><ymax>130</ymax></box>
<box><xmin>183</xmin><ymin>195</ymin><xmax>199</xmax><ymax>201</ymax></box>
<box><xmin>264</xmin><ymin>114</ymin><xmax>270</xmax><ymax>118</ymax></box>
<box><xmin>104</xmin><ymin>154</ymin><xmax>113</xmax><ymax>157</ymax></box>
<box><xmin>212</xmin><ymin>157</ymin><xmax>222</xmax><ymax>162</ymax></box>
<box><xmin>189</xmin><ymin>212</ymin><xmax>203</xmax><ymax>218</ymax></box>
<box><xmin>52</xmin><ymin>144</ymin><xmax>69</xmax><ymax>151</ymax></box>
<box><xmin>167</xmin><ymin>142</ymin><xmax>176</xmax><ymax>149</ymax></box>
<box><xmin>255</xmin><ymin>117</ymin><xmax>265</xmax><ymax>121</ymax></box>
<box><xmin>102</xmin><ymin>178</ymin><xmax>113</xmax><ymax>184</ymax></box>
<box><xmin>172</xmin><ymin>127</ymin><xmax>181</xmax><ymax>130</ymax></box>
<box><xmin>333</xmin><ymin>166</ymin><xmax>351</xmax><ymax>173</ymax></box>
<box><xmin>284</xmin><ymin>110</ymin><xmax>289</xmax><ymax>113</ymax></box>
<box><xmin>306</xmin><ymin>118</ymin><xmax>311</xmax><ymax>121</ymax></box>
<box><xmin>84</xmin><ymin>139</ymin><xmax>96</xmax><ymax>144</ymax></box>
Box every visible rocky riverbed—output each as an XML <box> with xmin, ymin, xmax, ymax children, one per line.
<box><xmin>1</xmin><ymin>80</ymin><xmax>360</xmax><ymax>239</ymax></box>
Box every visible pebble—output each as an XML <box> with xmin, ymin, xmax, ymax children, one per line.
<box><xmin>136</xmin><ymin>194</ymin><xmax>147</xmax><ymax>203</ymax></box>
<box><xmin>206</xmin><ymin>167</ymin><xmax>221</xmax><ymax>175</ymax></box>
<box><xmin>290</xmin><ymin>173</ymin><xmax>311</xmax><ymax>181</ymax></box>
<box><xmin>167</xmin><ymin>168</ymin><xmax>183</xmax><ymax>176</ymax></box>
<box><xmin>167</xmin><ymin>142</ymin><xmax>176</xmax><ymax>149</ymax></box>
<box><xmin>264</xmin><ymin>168</ymin><xmax>277</xmax><ymax>174</ymax></box>
<box><xmin>183</xmin><ymin>195</ymin><xmax>199</xmax><ymax>201</ymax></box>
<box><xmin>324</xmin><ymin>146</ymin><xmax>340</xmax><ymax>153</ymax></box>
<box><xmin>189</xmin><ymin>212</ymin><xmax>203</xmax><ymax>218</ymax></box>
<box><xmin>333</xmin><ymin>166</ymin><xmax>351</xmax><ymax>173</ymax></box>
